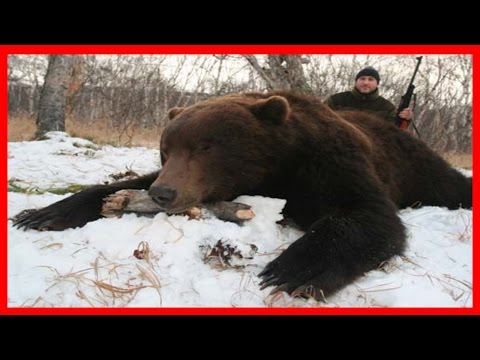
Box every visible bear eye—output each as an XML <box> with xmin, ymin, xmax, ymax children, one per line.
<box><xmin>198</xmin><ymin>143</ymin><xmax>212</xmax><ymax>152</ymax></box>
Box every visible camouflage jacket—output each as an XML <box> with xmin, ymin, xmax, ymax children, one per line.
<box><xmin>324</xmin><ymin>88</ymin><xmax>397</xmax><ymax>124</ymax></box>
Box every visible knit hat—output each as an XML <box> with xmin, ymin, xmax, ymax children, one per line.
<box><xmin>355</xmin><ymin>66</ymin><xmax>380</xmax><ymax>83</ymax></box>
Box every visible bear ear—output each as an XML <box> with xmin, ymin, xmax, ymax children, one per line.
<box><xmin>250</xmin><ymin>96</ymin><xmax>290</xmax><ymax>124</ymax></box>
<box><xmin>168</xmin><ymin>107</ymin><xmax>185</xmax><ymax>120</ymax></box>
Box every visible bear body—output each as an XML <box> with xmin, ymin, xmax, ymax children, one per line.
<box><xmin>13</xmin><ymin>91</ymin><xmax>472</xmax><ymax>300</ymax></box>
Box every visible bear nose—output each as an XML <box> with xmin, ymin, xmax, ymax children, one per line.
<box><xmin>148</xmin><ymin>185</ymin><xmax>177</xmax><ymax>207</ymax></box>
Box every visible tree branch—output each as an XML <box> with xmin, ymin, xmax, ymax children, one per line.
<box><xmin>102</xmin><ymin>189</ymin><xmax>255</xmax><ymax>224</ymax></box>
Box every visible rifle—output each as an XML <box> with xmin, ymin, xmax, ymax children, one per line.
<box><xmin>394</xmin><ymin>56</ymin><xmax>423</xmax><ymax>130</ymax></box>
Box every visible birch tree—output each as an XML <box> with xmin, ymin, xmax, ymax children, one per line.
<box><xmin>36</xmin><ymin>55</ymin><xmax>74</xmax><ymax>136</ymax></box>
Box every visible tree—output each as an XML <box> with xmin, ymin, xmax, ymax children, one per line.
<box><xmin>243</xmin><ymin>55</ymin><xmax>312</xmax><ymax>93</ymax></box>
<box><xmin>35</xmin><ymin>55</ymin><xmax>74</xmax><ymax>136</ymax></box>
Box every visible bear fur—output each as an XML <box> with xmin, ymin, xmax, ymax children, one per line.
<box><xmin>13</xmin><ymin>91</ymin><xmax>472</xmax><ymax>300</ymax></box>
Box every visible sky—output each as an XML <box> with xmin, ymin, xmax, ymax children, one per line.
<box><xmin>7</xmin><ymin>132</ymin><xmax>472</xmax><ymax>309</ymax></box>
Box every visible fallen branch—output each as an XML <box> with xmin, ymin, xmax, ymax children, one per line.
<box><xmin>102</xmin><ymin>189</ymin><xmax>255</xmax><ymax>224</ymax></box>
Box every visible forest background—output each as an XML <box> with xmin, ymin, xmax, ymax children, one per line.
<box><xmin>7</xmin><ymin>54</ymin><xmax>472</xmax><ymax>167</ymax></box>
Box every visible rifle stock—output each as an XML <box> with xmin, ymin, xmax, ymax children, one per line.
<box><xmin>394</xmin><ymin>56</ymin><xmax>423</xmax><ymax>128</ymax></box>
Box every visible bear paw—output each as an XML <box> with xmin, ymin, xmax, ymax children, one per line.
<box><xmin>258</xmin><ymin>237</ymin><xmax>348</xmax><ymax>301</ymax></box>
<box><xmin>11</xmin><ymin>207</ymin><xmax>72</xmax><ymax>231</ymax></box>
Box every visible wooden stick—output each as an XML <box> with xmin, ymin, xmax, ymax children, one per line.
<box><xmin>101</xmin><ymin>189</ymin><xmax>255</xmax><ymax>224</ymax></box>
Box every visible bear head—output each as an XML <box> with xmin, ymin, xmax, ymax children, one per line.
<box><xmin>148</xmin><ymin>94</ymin><xmax>291</xmax><ymax>213</ymax></box>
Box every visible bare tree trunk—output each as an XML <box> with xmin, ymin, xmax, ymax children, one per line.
<box><xmin>243</xmin><ymin>55</ymin><xmax>312</xmax><ymax>93</ymax></box>
<box><xmin>36</xmin><ymin>55</ymin><xmax>74</xmax><ymax>136</ymax></box>
<box><xmin>66</xmin><ymin>56</ymin><xmax>86</xmax><ymax>116</ymax></box>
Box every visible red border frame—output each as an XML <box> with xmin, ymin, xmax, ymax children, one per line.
<box><xmin>2</xmin><ymin>45</ymin><xmax>478</xmax><ymax>315</ymax></box>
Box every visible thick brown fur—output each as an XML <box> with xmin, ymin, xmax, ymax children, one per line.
<box><xmin>13</xmin><ymin>91</ymin><xmax>472</xmax><ymax>300</ymax></box>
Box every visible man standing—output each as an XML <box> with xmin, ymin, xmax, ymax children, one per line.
<box><xmin>324</xmin><ymin>66</ymin><xmax>412</xmax><ymax>125</ymax></box>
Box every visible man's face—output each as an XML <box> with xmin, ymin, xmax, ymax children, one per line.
<box><xmin>355</xmin><ymin>76</ymin><xmax>378</xmax><ymax>94</ymax></box>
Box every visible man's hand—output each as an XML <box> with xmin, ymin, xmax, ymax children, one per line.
<box><xmin>399</xmin><ymin>107</ymin><xmax>413</xmax><ymax>120</ymax></box>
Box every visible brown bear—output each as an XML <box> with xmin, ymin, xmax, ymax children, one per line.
<box><xmin>13</xmin><ymin>91</ymin><xmax>472</xmax><ymax>300</ymax></box>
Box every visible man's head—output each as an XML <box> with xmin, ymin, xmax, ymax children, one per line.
<box><xmin>354</xmin><ymin>66</ymin><xmax>380</xmax><ymax>94</ymax></box>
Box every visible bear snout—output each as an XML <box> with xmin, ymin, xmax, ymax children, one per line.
<box><xmin>149</xmin><ymin>185</ymin><xmax>177</xmax><ymax>208</ymax></box>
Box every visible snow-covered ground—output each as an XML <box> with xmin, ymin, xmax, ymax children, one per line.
<box><xmin>7</xmin><ymin>132</ymin><xmax>472</xmax><ymax>308</ymax></box>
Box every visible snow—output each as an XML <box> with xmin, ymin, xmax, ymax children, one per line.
<box><xmin>7</xmin><ymin>132</ymin><xmax>472</xmax><ymax>308</ymax></box>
